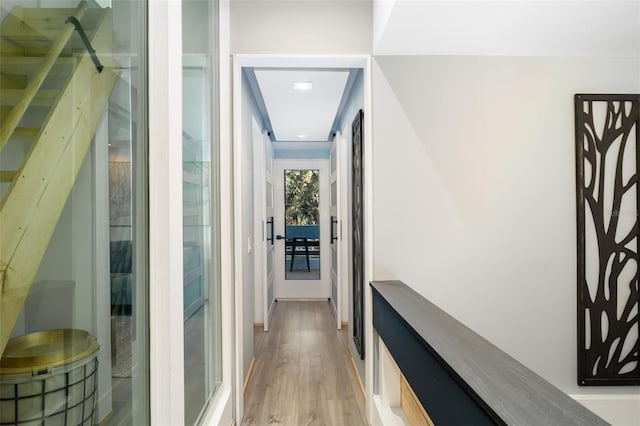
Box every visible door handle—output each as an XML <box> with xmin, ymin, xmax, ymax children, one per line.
<box><xmin>276</xmin><ymin>235</ymin><xmax>286</xmax><ymax>240</ymax></box>
<box><xmin>331</xmin><ymin>216</ymin><xmax>338</xmax><ymax>244</ymax></box>
<box><xmin>266</xmin><ymin>217</ymin><xmax>274</xmax><ymax>245</ymax></box>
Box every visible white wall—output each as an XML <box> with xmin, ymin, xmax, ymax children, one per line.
<box><xmin>231</xmin><ymin>0</ymin><xmax>371</xmax><ymax>54</ymax></box>
<box><xmin>372</xmin><ymin>1</ymin><xmax>639</xmax><ymax>57</ymax></box>
<box><xmin>372</xmin><ymin>55</ymin><xmax>640</xmax><ymax>424</ymax></box>
<box><xmin>334</xmin><ymin>70</ymin><xmax>365</xmax><ymax>382</ymax></box>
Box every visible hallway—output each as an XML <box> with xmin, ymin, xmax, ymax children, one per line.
<box><xmin>242</xmin><ymin>301</ymin><xmax>367</xmax><ymax>426</ymax></box>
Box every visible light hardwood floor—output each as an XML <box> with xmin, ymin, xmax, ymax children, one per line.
<box><xmin>242</xmin><ymin>301</ymin><xmax>367</xmax><ymax>426</ymax></box>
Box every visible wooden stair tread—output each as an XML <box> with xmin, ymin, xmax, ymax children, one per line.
<box><xmin>0</xmin><ymin>170</ymin><xmax>17</xmax><ymax>182</ymax></box>
<box><xmin>1</xmin><ymin>30</ymin><xmax>95</xmax><ymax>42</ymax></box>
<box><xmin>1</xmin><ymin>8</ymin><xmax>102</xmax><ymax>31</ymax></box>
<box><xmin>11</xmin><ymin>127</ymin><xmax>40</xmax><ymax>142</ymax></box>
<box><xmin>0</xmin><ymin>56</ymin><xmax>75</xmax><ymax>75</ymax></box>
<box><xmin>0</xmin><ymin>89</ymin><xmax>60</xmax><ymax>107</ymax></box>
<box><xmin>1</xmin><ymin>38</ymin><xmax>96</xmax><ymax>53</ymax></box>
<box><xmin>21</xmin><ymin>8</ymin><xmax>103</xmax><ymax>21</ymax></box>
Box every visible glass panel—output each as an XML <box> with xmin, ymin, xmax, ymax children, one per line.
<box><xmin>284</xmin><ymin>170</ymin><xmax>320</xmax><ymax>280</ymax></box>
<box><xmin>331</xmin><ymin>181</ymin><xmax>337</xmax><ymax>208</ymax></box>
<box><xmin>182</xmin><ymin>0</ymin><xmax>221</xmax><ymax>424</ymax></box>
<box><xmin>0</xmin><ymin>1</ymin><xmax>149</xmax><ymax>424</ymax></box>
<box><xmin>266</xmin><ymin>181</ymin><xmax>273</xmax><ymax>209</ymax></box>
<box><xmin>267</xmin><ymin>248</ymin><xmax>274</xmax><ymax>275</ymax></box>
<box><xmin>331</xmin><ymin>150</ymin><xmax>337</xmax><ymax>174</ymax></box>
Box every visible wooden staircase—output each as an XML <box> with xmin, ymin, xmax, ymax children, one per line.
<box><xmin>0</xmin><ymin>1</ymin><xmax>118</xmax><ymax>354</ymax></box>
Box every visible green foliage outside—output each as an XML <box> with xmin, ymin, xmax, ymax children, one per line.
<box><xmin>285</xmin><ymin>170</ymin><xmax>319</xmax><ymax>225</ymax></box>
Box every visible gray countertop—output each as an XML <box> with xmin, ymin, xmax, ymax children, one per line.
<box><xmin>371</xmin><ymin>280</ymin><xmax>609</xmax><ymax>426</ymax></box>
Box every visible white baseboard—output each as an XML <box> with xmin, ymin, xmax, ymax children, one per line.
<box><xmin>200</xmin><ymin>389</ymin><xmax>232</xmax><ymax>426</ymax></box>
<box><xmin>570</xmin><ymin>394</ymin><xmax>640</xmax><ymax>426</ymax></box>
<box><xmin>95</xmin><ymin>386</ymin><xmax>113</xmax><ymax>423</ymax></box>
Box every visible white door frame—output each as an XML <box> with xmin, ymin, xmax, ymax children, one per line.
<box><xmin>149</xmin><ymin>1</ymin><xmax>234</xmax><ymax>425</ymax></box>
<box><xmin>273</xmin><ymin>159</ymin><xmax>330</xmax><ymax>300</ymax></box>
<box><xmin>329</xmin><ymin>132</ymin><xmax>343</xmax><ymax>328</ymax></box>
<box><xmin>253</xmin><ymin>123</ymin><xmax>275</xmax><ymax>331</ymax></box>
<box><xmin>232</xmin><ymin>55</ymin><xmax>373</xmax><ymax>424</ymax></box>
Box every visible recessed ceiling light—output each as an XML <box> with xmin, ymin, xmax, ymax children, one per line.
<box><xmin>293</xmin><ymin>81</ymin><xmax>313</xmax><ymax>91</ymax></box>
<box><xmin>296</xmin><ymin>134</ymin><xmax>308</xmax><ymax>139</ymax></box>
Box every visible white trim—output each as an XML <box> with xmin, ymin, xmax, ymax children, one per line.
<box><xmin>330</xmin><ymin>132</ymin><xmax>342</xmax><ymax>329</ymax></box>
<box><xmin>201</xmin><ymin>0</ymin><xmax>233</xmax><ymax>424</ymax></box>
<box><xmin>253</xmin><ymin>120</ymin><xmax>266</xmax><ymax>329</ymax></box>
<box><xmin>232</xmin><ymin>55</ymin><xmax>245</xmax><ymax>424</ymax></box>
<box><xmin>339</xmin><ymin>131</ymin><xmax>350</xmax><ymax>324</ymax></box>
<box><xmin>363</xmin><ymin>56</ymin><xmax>375</xmax><ymax>423</ymax></box>
<box><xmin>148</xmin><ymin>0</ymin><xmax>184</xmax><ymax>424</ymax></box>
<box><xmin>233</xmin><ymin>54</ymin><xmax>368</xmax><ymax>69</ymax></box>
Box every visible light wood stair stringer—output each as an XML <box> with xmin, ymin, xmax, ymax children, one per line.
<box><xmin>0</xmin><ymin>5</ymin><xmax>118</xmax><ymax>354</ymax></box>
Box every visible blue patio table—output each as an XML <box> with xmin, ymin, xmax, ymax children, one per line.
<box><xmin>286</xmin><ymin>225</ymin><xmax>319</xmax><ymax>272</ymax></box>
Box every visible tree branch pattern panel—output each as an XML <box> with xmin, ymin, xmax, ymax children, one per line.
<box><xmin>575</xmin><ymin>94</ymin><xmax>640</xmax><ymax>385</ymax></box>
<box><xmin>352</xmin><ymin>109</ymin><xmax>364</xmax><ymax>360</ymax></box>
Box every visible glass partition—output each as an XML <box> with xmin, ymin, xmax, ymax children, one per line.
<box><xmin>182</xmin><ymin>0</ymin><xmax>221</xmax><ymax>424</ymax></box>
<box><xmin>0</xmin><ymin>0</ymin><xmax>149</xmax><ymax>424</ymax></box>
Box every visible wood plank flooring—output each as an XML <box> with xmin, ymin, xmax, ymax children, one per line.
<box><xmin>242</xmin><ymin>301</ymin><xmax>367</xmax><ymax>426</ymax></box>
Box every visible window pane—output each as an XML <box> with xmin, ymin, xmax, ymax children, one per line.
<box><xmin>182</xmin><ymin>0</ymin><xmax>221</xmax><ymax>424</ymax></box>
<box><xmin>284</xmin><ymin>170</ymin><xmax>321</xmax><ymax>280</ymax></box>
<box><xmin>0</xmin><ymin>0</ymin><xmax>149</xmax><ymax>424</ymax></box>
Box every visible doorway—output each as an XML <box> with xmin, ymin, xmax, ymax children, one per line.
<box><xmin>232</xmin><ymin>55</ymin><xmax>371</xmax><ymax>423</ymax></box>
<box><xmin>274</xmin><ymin>159</ymin><xmax>330</xmax><ymax>299</ymax></box>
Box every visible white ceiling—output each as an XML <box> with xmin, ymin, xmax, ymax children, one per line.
<box><xmin>374</xmin><ymin>0</ymin><xmax>640</xmax><ymax>57</ymax></box>
<box><xmin>254</xmin><ymin>69</ymin><xmax>350</xmax><ymax>141</ymax></box>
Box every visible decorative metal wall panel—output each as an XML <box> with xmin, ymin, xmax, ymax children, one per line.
<box><xmin>575</xmin><ymin>94</ymin><xmax>640</xmax><ymax>385</ymax></box>
<box><xmin>352</xmin><ymin>109</ymin><xmax>365</xmax><ymax>360</ymax></box>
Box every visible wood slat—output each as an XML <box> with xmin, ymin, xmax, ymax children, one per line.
<box><xmin>0</xmin><ymin>56</ymin><xmax>75</xmax><ymax>75</ymax></box>
<box><xmin>0</xmin><ymin>89</ymin><xmax>60</xmax><ymax>106</ymax></box>
<box><xmin>0</xmin><ymin>171</ymin><xmax>17</xmax><ymax>182</ymax></box>
<box><xmin>2</xmin><ymin>38</ymin><xmax>94</xmax><ymax>54</ymax></box>
<box><xmin>21</xmin><ymin>8</ymin><xmax>102</xmax><ymax>22</ymax></box>
<box><xmin>0</xmin><ymin>38</ymin><xmax>24</xmax><ymax>56</ymax></box>
<box><xmin>1</xmin><ymin>29</ymin><xmax>57</xmax><ymax>41</ymax></box>
<box><xmin>1</xmin><ymin>31</ymin><xmax>95</xmax><ymax>44</ymax></box>
<box><xmin>0</xmin><ymin>7</ymin><xmax>101</xmax><ymax>34</ymax></box>
<box><xmin>10</xmin><ymin>127</ymin><xmax>39</xmax><ymax>143</ymax></box>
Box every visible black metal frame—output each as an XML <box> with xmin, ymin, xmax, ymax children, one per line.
<box><xmin>0</xmin><ymin>358</ymin><xmax>99</xmax><ymax>425</ymax></box>
<box><xmin>266</xmin><ymin>216</ymin><xmax>274</xmax><ymax>245</ymax></box>
<box><xmin>352</xmin><ymin>109</ymin><xmax>365</xmax><ymax>360</ymax></box>
<box><xmin>330</xmin><ymin>215</ymin><xmax>338</xmax><ymax>244</ymax></box>
<box><xmin>575</xmin><ymin>94</ymin><xmax>640</xmax><ymax>385</ymax></box>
